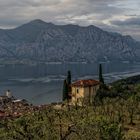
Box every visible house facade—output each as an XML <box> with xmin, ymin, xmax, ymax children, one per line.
<box><xmin>71</xmin><ymin>79</ymin><xmax>100</xmax><ymax>105</ymax></box>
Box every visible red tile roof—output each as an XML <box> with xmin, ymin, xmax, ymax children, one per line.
<box><xmin>71</xmin><ymin>79</ymin><xmax>100</xmax><ymax>87</ymax></box>
<box><xmin>0</xmin><ymin>110</ymin><xmax>5</xmax><ymax>117</ymax></box>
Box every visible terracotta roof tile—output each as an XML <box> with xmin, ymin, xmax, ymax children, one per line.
<box><xmin>71</xmin><ymin>79</ymin><xmax>100</xmax><ymax>87</ymax></box>
<box><xmin>0</xmin><ymin>110</ymin><xmax>5</xmax><ymax>117</ymax></box>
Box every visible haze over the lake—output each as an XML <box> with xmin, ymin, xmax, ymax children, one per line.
<box><xmin>0</xmin><ymin>0</ymin><xmax>140</xmax><ymax>41</ymax></box>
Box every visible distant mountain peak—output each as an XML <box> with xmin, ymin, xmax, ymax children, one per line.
<box><xmin>29</xmin><ymin>19</ymin><xmax>53</xmax><ymax>25</ymax></box>
<box><xmin>30</xmin><ymin>19</ymin><xmax>45</xmax><ymax>23</ymax></box>
<box><xmin>15</xmin><ymin>19</ymin><xmax>54</xmax><ymax>31</ymax></box>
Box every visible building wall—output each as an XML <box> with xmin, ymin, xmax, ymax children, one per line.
<box><xmin>71</xmin><ymin>87</ymin><xmax>84</xmax><ymax>105</ymax></box>
<box><xmin>71</xmin><ymin>85</ymin><xmax>99</xmax><ymax>105</ymax></box>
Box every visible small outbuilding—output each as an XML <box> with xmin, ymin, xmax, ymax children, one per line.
<box><xmin>71</xmin><ymin>79</ymin><xmax>100</xmax><ymax>105</ymax></box>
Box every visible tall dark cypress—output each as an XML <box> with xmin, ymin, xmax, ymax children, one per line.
<box><xmin>99</xmin><ymin>64</ymin><xmax>104</xmax><ymax>84</ymax></box>
<box><xmin>67</xmin><ymin>70</ymin><xmax>72</xmax><ymax>100</ymax></box>
<box><xmin>67</xmin><ymin>70</ymin><xmax>71</xmax><ymax>85</ymax></box>
<box><xmin>62</xmin><ymin>79</ymin><xmax>68</xmax><ymax>101</ymax></box>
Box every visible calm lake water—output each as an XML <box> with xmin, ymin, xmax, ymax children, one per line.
<box><xmin>0</xmin><ymin>62</ymin><xmax>140</xmax><ymax>105</ymax></box>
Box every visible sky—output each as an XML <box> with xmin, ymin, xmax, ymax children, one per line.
<box><xmin>0</xmin><ymin>0</ymin><xmax>140</xmax><ymax>40</ymax></box>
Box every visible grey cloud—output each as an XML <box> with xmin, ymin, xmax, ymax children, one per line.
<box><xmin>0</xmin><ymin>0</ymin><xmax>127</xmax><ymax>26</ymax></box>
<box><xmin>0</xmin><ymin>0</ymin><xmax>61</xmax><ymax>7</ymax></box>
<box><xmin>111</xmin><ymin>17</ymin><xmax>140</xmax><ymax>26</ymax></box>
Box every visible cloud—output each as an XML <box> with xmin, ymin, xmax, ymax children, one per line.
<box><xmin>0</xmin><ymin>0</ymin><xmax>61</xmax><ymax>7</ymax></box>
<box><xmin>111</xmin><ymin>17</ymin><xmax>140</xmax><ymax>26</ymax></box>
<box><xmin>0</xmin><ymin>0</ymin><xmax>139</xmax><ymax>40</ymax></box>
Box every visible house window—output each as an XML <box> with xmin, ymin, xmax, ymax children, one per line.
<box><xmin>77</xmin><ymin>89</ymin><xmax>79</xmax><ymax>94</ymax></box>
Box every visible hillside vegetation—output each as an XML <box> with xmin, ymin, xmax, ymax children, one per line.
<box><xmin>0</xmin><ymin>83</ymin><xmax>140</xmax><ymax>139</ymax></box>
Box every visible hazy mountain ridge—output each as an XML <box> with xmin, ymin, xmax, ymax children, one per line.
<box><xmin>0</xmin><ymin>19</ymin><xmax>140</xmax><ymax>63</ymax></box>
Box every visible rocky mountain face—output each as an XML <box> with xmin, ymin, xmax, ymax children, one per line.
<box><xmin>0</xmin><ymin>19</ymin><xmax>140</xmax><ymax>63</ymax></box>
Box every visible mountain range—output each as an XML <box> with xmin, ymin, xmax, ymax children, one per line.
<box><xmin>0</xmin><ymin>19</ymin><xmax>140</xmax><ymax>64</ymax></box>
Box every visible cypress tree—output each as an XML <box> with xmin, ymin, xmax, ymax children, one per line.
<box><xmin>67</xmin><ymin>70</ymin><xmax>71</xmax><ymax>85</ymax></box>
<box><xmin>99</xmin><ymin>64</ymin><xmax>104</xmax><ymax>84</ymax></box>
<box><xmin>67</xmin><ymin>70</ymin><xmax>72</xmax><ymax>100</ymax></box>
<box><xmin>62</xmin><ymin>79</ymin><xmax>68</xmax><ymax>101</ymax></box>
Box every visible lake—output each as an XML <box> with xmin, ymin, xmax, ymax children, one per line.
<box><xmin>0</xmin><ymin>62</ymin><xmax>140</xmax><ymax>105</ymax></box>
